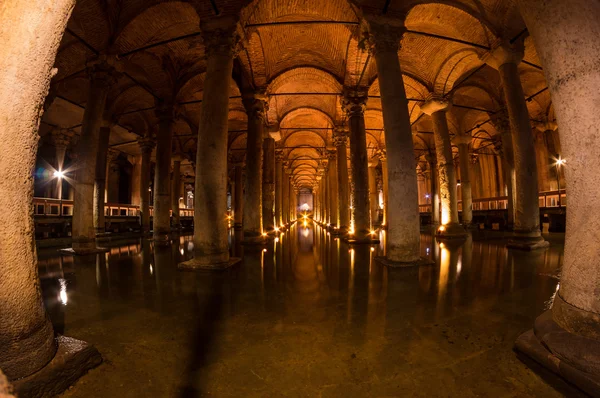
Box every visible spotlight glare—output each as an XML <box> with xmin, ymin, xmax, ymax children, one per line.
<box><xmin>53</xmin><ymin>170</ymin><xmax>64</xmax><ymax>179</ymax></box>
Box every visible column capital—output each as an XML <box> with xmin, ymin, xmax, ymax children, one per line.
<box><xmin>242</xmin><ymin>91</ymin><xmax>269</xmax><ymax>121</ymax></box>
<box><xmin>481</xmin><ymin>39</ymin><xmax>524</xmax><ymax>70</ymax></box>
<box><xmin>361</xmin><ymin>18</ymin><xmax>406</xmax><ymax>55</ymax></box>
<box><xmin>453</xmin><ymin>134</ymin><xmax>472</xmax><ymax>146</ymax></box>
<box><xmin>200</xmin><ymin>16</ymin><xmax>242</xmax><ymax>58</ymax></box>
<box><xmin>326</xmin><ymin>149</ymin><xmax>337</xmax><ymax>161</ymax></box>
<box><xmin>470</xmin><ymin>153</ymin><xmax>480</xmax><ymax>165</ymax></box>
<box><xmin>425</xmin><ymin>152</ymin><xmax>436</xmax><ymax>164</ymax></box>
<box><xmin>419</xmin><ymin>94</ymin><xmax>451</xmax><ymax>115</ymax></box>
<box><xmin>341</xmin><ymin>87</ymin><xmax>368</xmax><ymax>117</ymax></box>
<box><xmin>172</xmin><ymin>153</ymin><xmax>183</xmax><ymax>163</ymax></box>
<box><xmin>333</xmin><ymin>126</ymin><xmax>349</xmax><ymax>146</ymax></box>
<box><xmin>51</xmin><ymin>128</ymin><xmax>75</xmax><ymax>150</ymax></box>
<box><xmin>493</xmin><ymin>138</ymin><xmax>503</xmax><ymax>155</ymax></box>
<box><xmin>155</xmin><ymin>99</ymin><xmax>177</xmax><ymax>122</ymax></box>
<box><xmin>489</xmin><ymin>109</ymin><xmax>511</xmax><ymax>134</ymax></box>
<box><xmin>275</xmin><ymin>149</ymin><xmax>285</xmax><ymax>162</ymax></box>
<box><xmin>138</xmin><ymin>136</ymin><xmax>155</xmax><ymax>153</ymax></box>
<box><xmin>107</xmin><ymin>148</ymin><xmax>120</xmax><ymax>168</ymax></box>
<box><xmin>368</xmin><ymin>159</ymin><xmax>379</xmax><ymax>168</ymax></box>
<box><xmin>534</xmin><ymin>120</ymin><xmax>558</xmax><ymax>133</ymax></box>
<box><xmin>376</xmin><ymin>148</ymin><xmax>387</xmax><ymax>161</ymax></box>
<box><xmin>85</xmin><ymin>55</ymin><xmax>121</xmax><ymax>86</ymax></box>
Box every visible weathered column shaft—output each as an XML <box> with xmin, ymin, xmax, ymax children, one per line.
<box><xmin>366</xmin><ymin>21</ymin><xmax>420</xmax><ymax>260</ymax></box>
<box><xmin>106</xmin><ymin>150</ymin><xmax>120</xmax><ymax>203</ymax></box>
<box><xmin>457</xmin><ymin>139</ymin><xmax>473</xmax><ymax>225</ymax></box>
<box><xmin>262</xmin><ymin>136</ymin><xmax>275</xmax><ymax>232</ymax></box>
<box><xmin>72</xmin><ymin>60</ymin><xmax>116</xmax><ymax>252</ymax></box>
<box><xmin>234</xmin><ymin>164</ymin><xmax>243</xmax><ymax>229</ymax></box>
<box><xmin>0</xmin><ymin>0</ymin><xmax>74</xmax><ymax>379</ymax></box>
<box><xmin>138</xmin><ymin>138</ymin><xmax>154</xmax><ymax>234</ymax></box>
<box><xmin>427</xmin><ymin>155</ymin><xmax>440</xmax><ymax>225</ymax></box>
<box><xmin>335</xmin><ymin>130</ymin><xmax>350</xmax><ymax>231</ymax></box>
<box><xmin>153</xmin><ymin>105</ymin><xmax>174</xmax><ymax>243</ymax></box>
<box><xmin>379</xmin><ymin>153</ymin><xmax>389</xmax><ymax>226</ymax></box>
<box><xmin>368</xmin><ymin>163</ymin><xmax>379</xmax><ymax>228</ymax></box>
<box><xmin>171</xmin><ymin>159</ymin><xmax>181</xmax><ymax>229</ymax></box>
<box><xmin>94</xmin><ymin>125</ymin><xmax>110</xmax><ymax>234</ymax></box>
<box><xmin>275</xmin><ymin>151</ymin><xmax>283</xmax><ymax>228</ymax></box>
<box><xmin>492</xmin><ymin>111</ymin><xmax>516</xmax><ymax>229</ymax></box>
<box><xmin>282</xmin><ymin>169</ymin><xmax>290</xmax><ymax>225</ymax></box>
<box><xmin>328</xmin><ymin>151</ymin><xmax>339</xmax><ymax>227</ymax></box>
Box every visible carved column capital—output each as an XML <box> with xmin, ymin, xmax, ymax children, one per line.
<box><xmin>481</xmin><ymin>39</ymin><xmax>524</xmax><ymax>70</ymax></box>
<box><xmin>341</xmin><ymin>87</ymin><xmax>368</xmax><ymax>117</ymax></box>
<box><xmin>242</xmin><ymin>91</ymin><xmax>269</xmax><ymax>121</ymax></box>
<box><xmin>107</xmin><ymin>148</ymin><xmax>120</xmax><ymax>170</ymax></box>
<box><xmin>453</xmin><ymin>134</ymin><xmax>472</xmax><ymax>146</ymax></box>
<box><xmin>376</xmin><ymin>148</ymin><xmax>387</xmax><ymax>161</ymax></box>
<box><xmin>51</xmin><ymin>128</ymin><xmax>75</xmax><ymax>150</ymax></box>
<box><xmin>534</xmin><ymin>120</ymin><xmax>559</xmax><ymax>133</ymax></box>
<box><xmin>326</xmin><ymin>149</ymin><xmax>337</xmax><ymax>161</ymax></box>
<box><xmin>275</xmin><ymin>149</ymin><xmax>285</xmax><ymax>162</ymax></box>
<box><xmin>138</xmin><ymin>136</ymin><xmax>155</xmax><ymax>153</ymax></box>
<box><xmin>155</xmin><ymin>100</ymin><xmax>177</xmax><ymax>122</ymax></box>
<box><xmin>85</xmin><ymin>55</ymin><xmax>121</xmax><ymax>86</ymax></box>
<box><xmin>489</xmin><ymin>109</ymin><xmax>511</xmax><ymax>134</ymax></box>
<box><xmin>333</xmin><ymin>126</ymin><xmax>349</xmax><ymax>146</ymax></box>
<box><xmin>420</xmin><ymin>94</ymin><xmax>451</xmax><ymax>115</ymax></box>
<box><xmin>201</xmin><ymin>16</ymin><xmax>242</xmax><ymax>58</ymax></box>
<box><xmin>470</xmin><ymin>153</ymin><xmax>480</xmax><ymax>165</ymax></box>
<box><xmin>361</xmin><ymin>18</ymin><xmax>406</xmax><ymax>55</ymax></box>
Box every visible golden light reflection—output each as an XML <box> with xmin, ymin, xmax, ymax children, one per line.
<box><xmin>58</xmin><ymin>278</ymin><xmax>68</xmax><ymax>305</ymax></box>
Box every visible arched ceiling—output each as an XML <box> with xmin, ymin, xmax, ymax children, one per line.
<box><xmin>40</xmin><ymin>0</ymin><xmax>549</xmax><ymax>190</ymax></box>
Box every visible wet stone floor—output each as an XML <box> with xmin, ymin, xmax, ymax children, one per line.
<box><xmin>37</xmin><ymin>222</ymin><xmax>584</xmax><ymax>397</ymax></box>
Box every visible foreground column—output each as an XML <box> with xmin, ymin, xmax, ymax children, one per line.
<box><xmin>93</xmin><ymin>123</ymin><xmax>110</xmax><ymax>234</ymax></box>
<box><xmin>454</xmin><ymin>134</ymin><xmax>473</xmax><ymax>226</ymax></box>
<box><xmin>138</xmin><ymin>137</ymin><xmax>155</xmax><ymax>234</ymax></box>
<box><xmin>262</xmin><ymin>135</ymin><xmax>275</xmax><ymax>233</ymax></box>
<box><xmin>421</xmin><ymin>96</ymin><xmax>466</xmax><ymax>238</ymax></box>
<box><xmin>342</xmin><ymin>88</ymin><xmax>372</xmax><ymax>242</ymax></box>
<box><xmin>69</xmin><ymin>57</ymin><xmax>118</xmax><ymax>254</ymax></box>
<box><xmin>152</xmin><ymin>101</ymin><xmax>174</xmax><ymax>244</ymax></box>
<box><xmin>365</xmin><ymin>20</ymin><xmax>420</xmax><ymax>262</ymax></box>
<box><xmin>483</xmin><ymin>40</ymin><xmax>547</xmax><ymax>249</ymax></box>
<box><xmin>171</xmin><ymin>155</ymin><xmax>182</xmax><ymax>230</ymax></box>
<box><xmin>368</xmin><ymin>161</ymin><xmax>379</xmax><ymax>228</ymax></box>
<box><xmin>515</xmin><ymin>2</ymin><xmax>600</xmax><ymax>394</ymax></box>
<box><xmin>275</xmin><ymin>150</ymin><xmax>284</xmax><ymax>229</ymax></box>
<box><xmin>334</xmin><ymin>127</ymin><xmax>350</xmax><ymax>233</ymax></box>
<box><xmin>0</xmin><ymin>0</ymin><xmax>101</xmax><ymax>389</ymax></box>
<box><xmin>327</xmin><ymin>150</ymin><xmax>339</xmax><ymax>230</ymax></box>
<box><xmin>242</xmin><ymin>92</ymin><xmax>267</xmax><ymax>241</ymax></box>
<box><xmin>179</xmin><ymin>16</ymin><xmax>240</xmax><ymax>269</ymax></box>
<box><xmin>233</xmin><ymin>162</ymin><xmax>243</xmax><ymax>230</ymax></box>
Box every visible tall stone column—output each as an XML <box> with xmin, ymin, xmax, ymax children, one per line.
<box><xmin>426</xmin><ymin>153</ymin><xmax>440</xmax><ymax>226</ymax></box>
<box><xmin>152</xmin><ymin>101</ymin><xmax>174</xmax><ymax>244</ymax></box>
<box><xmin>327</xmin><ymin>150</ymin><xmax>339</xmax><ymax>229</ymax></box>
<box><xmin>262</xmin><ymin>135</ymin><xmax>275</xmax><ymax>233</ymax></box>
<box><xmin>483</xmin><ymin>40</ymin><xmax>547</xmax><ymax>249</ymax></box>
<box><xmin>368</xmin><ymin>161</ymin><xmax>379</xmax><ymax>228</ymax></box>
<box><xmin>0</xmin><ymin>0</ymin><xmax>101</xmax><ymax>387</ymax></box>
<box><xmin>275</xmin><ymin>149</ymin><xmax>284</xmax><ymax>229</ymax></box>
<box><xmin>420</xmin><ymin>96</ymin><xmax>465</xmax><ymax>238</ymax></box>
<box><xmin>233</xmin><ymin>163</ymin><xmax>243</xmax><ymax>230</ymax></box>
<box><xmin>334</xmin><ymin>127</ymin><xmax>350</xmax><ymax>233</ymax></box>
<box><xmin>69</xmin><ymin>57</ymin><xmax>118</xmax><ymax>254</ymax></box>
<box><xmin>454</xmin><ymin>134</ymin><xmax>473</xmax><ymax>226</ymax></box>
<box><xmin>138</xmin><ymin>137</ymin><xmax>154</xmax><ymax>234</ymax></box>
<box><xmin>342</xmin><ymin>88</ymin><xmax>372</xmax><ymax>241</ymax></box>
<box><xmin>283</xmin><ymin>165</ymin><xmax>290</xmax><ymax>225</ymax></box>
<box><xmin>242</xmin><ymin>92</ymin><xmax>267</xmax><ymax>240</ymax></box>
<box><xmin>93</xmin><ymin>124</ymin><xmax>110</xmax><ymax>234</ymax></box>
<box><xmin>377</xmin><ymin>149</ymin><xmax>388</xmax><ymax>227</ymax></box>
<box><xmin>321</xmin><ymin>163</ymin><xmax>329</xmax><ymax>225</ymax></box>
<box><xmin>179</xmin><ymin>16</ymin><xmax>241</xmax><ymax>269</ymax></box>
<box><xmin>106</xmin><ymin>148</ymin><xmax>120</xmax><ymax>203</ymax></box>
<box><xmin>50</xmin><ymin>128</ymin><xmax>73</xmax><ymax>203</ymax></box>
<box><xmin>491</xmin><ymin>110</ymin><xmax>516</xmax><ymax>230</ymax></box>
<box><xmin>514</xmin><ymin>2</ymin><xmax>600</xmax><ymax>393</ymax></box>
<box><xmin>364</xmin><ymin>20</ymin><xmax>420</xmax><ymax>262</ymax></box>
<box><xmin>171</xmin><ymin>155</ymin><xmax>182</xmax><ymax>230</ymax></box>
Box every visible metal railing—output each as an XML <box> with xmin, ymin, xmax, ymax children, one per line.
<box><xmin>33</xmin><ymin>197</ymin><xmax>195</xmax><ymax>217</ymax></box>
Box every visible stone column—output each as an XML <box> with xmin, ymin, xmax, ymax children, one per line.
<box><xmin>50</xmin><ymin>128</ymin><xmax>73</xmax><ymax>203</ymax></box>
<box><xmin>106</xmin><ymin>148</ymin><xmax>120</xmax><ymax>203</ymax></box>
<box><xmin>152</xmin><ymin>101</ymin><xmax>174</xmax><ymax>244</ymax></box>
<box><xmin>368</xmin><ymin>161</ymin><xmax>379</xmax><ymax>228</ymax></box>
<box><xmin>364</xmin><ymin>20</ymin><xmax>420</xmax><ymax>262</ymax></box>
<box><xmin>483</xmin><ymin>40</ymin><xmax>547</xmax><ymax>249</ymax></box>
<box><xmin>262</xmin><ymin>135</ymin><xmax>275</xmax><ymax>233</ymax></box>
<box><xmin>426</xmin><ymin>153</ymin><xmax>440</xmax><ymax>226</ymax></box>
<box><xmin>334</xmin><ymin>127</ymin><xmax>350</xmax><ymax>233</ymax></box>
<box><xmin>171</xmin><ymin>155</ymin><xmax>182</xmax><ymax>230</ymax></box>
<box><xmin>69</xmin><ymin>57</ymin><xmax>118</xmax><ymax>254</ymax></box>
<box><xmin>420</xmin><ymin>96</ymin><xmax>465</xmax><ymax>238</ymax></box>
<box><xmin>233</xmin><ymin>163</ymin><xmax>244</xmax><ymax>230</ymax></box>
<box><xmin>327</xmin><ymin>150</ymin><xmax>339</xmax><ymax>229</ymax></box>
<box><xmin>454</xmin><ymin>134</ymin><xmax>473</xmax><ymax>226</ymax></box>
<box><xmin>179</xmin><ymin>16</ymin><xmax>240</xmax><ymax>269</ymax></box>
<box><xmin>283</xmin><ymin>165</ymin><xmax>290</xmax><ymax>226</ymax></box>
<box><xmin>138</xmin><ymin>137</ymin><xmax>154</xmax><ymax>234</ymax></box>
<box><xmin>275</xmin><ymin>149</ymin><xmax>284</xmax><ymax>229</ymax></box>
<box><xmin>0</xmin><ymin>0</ymin><xmax>101</xmax><ymax>385</ymax></box>
<box><xmin>93</xmin><ymin>124</ymin><xmax>110</xmax><ymax>234</ymax></box>
<box><xmin>342</xmin><ymin>88</ymin><xmax>371</xmax><ymax>241</ymax></box>
<box><xmin>242</xmin><ymin>93</ymin><xmax>267</xmax><ymax>240</ymax></box>
<box><xmin>515</xmin><ymin>2</ymin><xmax>600</xmax><ymax>393</ymax></box>
<box><xmin>377</xmin><ymin>149</ymin><xmax>389</xmax><ymax>227</ymax></box>
<box><xmin>321</xmin><ymin>163</ymin><xmax>329</xmax><ymax>225</ymax></box>
<box><xmin>490</xmin><ymin>111</ymin><xmax>516</xmax><ymax>229</ymax></box>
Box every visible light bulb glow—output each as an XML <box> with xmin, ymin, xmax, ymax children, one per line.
<box><xmin>53</xmin><ymin>170</ymin><xmax>64</xmax><ymax>179</ymax></box>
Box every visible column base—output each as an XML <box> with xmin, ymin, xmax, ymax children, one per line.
<box><xmin>242</xmin><ymin>233</ymin><xmax>267</xmax><ymax>245</ymax></box>
<box><xmin>344</xmin><ymin>235</ymin><xmax>380</xmax><ymax>244</ymax></box>
<box><xmin>375</xmin><ymin>256</ymin><xmax>434</xmax><ymax>268</ymax></box>
<box><xmin>59</xmin><ymin>246</ymin><xmax>109</xmax><ymax>255</ymax></box>
<box><xmin>12</xmin><ymin>335</ymin><xmax>102</xmax><ymax>398</ymax></box>
<box><xmin>507</xmin><ymin>234</ymin><xmax>549</xmax><ymax>250</ymax></box>
<box><xmin>331</xmin><ymin>226</ymin><xmax>348</xmax><ymax>236</ymax></box>
<box><xmin>178</xmin><ymin>256</ymin><xmax>241</xmax><ymax>271</ymax></box>
<box><xmin>435</xmin><ymin>223</ymin><xmax>468</xmax><ymax>239</ymax></box>
<box><xmin>515</xmin><ymin>310</ymin><xmax>600</xmax><ymax>397</ymax></box>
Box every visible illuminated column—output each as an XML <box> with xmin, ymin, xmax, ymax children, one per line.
<box><xmin>515</xmin><ymin>2</ymin><xmax>600</xmax><ymax>393</ymax></box>
<box><xmin>483</xmin><ymin>40</ymin><xmax>548</xmax><ymax>249</ymax></box>
<box><xmin>262</xmin><ymin>135</ymin><xmax>275</xmax><ymax>233</ymax></box>
<box><xmin>364</xmin><ymin>20</ymin><xmax>420</xmax><ymax>262</ymax></box>
<box><xmin>233</xmin><ymin>162</ymin><xmax>243</xmax><ymax>230</ymax></box>
<box><xmin>283</xmin><ymin>165</ymin><xmax>291</xmax><ymax>225</ymax></box>
<box><xmin>491</xmin><ymin>110</ymin><xmax>516</xmax><ymax>230</ymax></box>
<box><xmin>180</xmin><ymin>16</ymin><xmax>241</xmax><ymax>269</ymax></box>
<box><xmin>368</xmin><ymin>160</ymin><xmax>379</xmax><ymax>228</ymax></box>
<box><xmin>171</xmin><ymin>155</ymin><xmax>182</xmax><ymax>230</ymax></box>
<box><xmin>69</xmin><ymin>57</ymin><xmax>118</xmax><ymax>254</ymax></box>
<box><xmin>342</xmin><ymin>88</ymin><xmax>371</xmax><ymax>241</ymax></box>
<box><xmin>106</xmin><ymin>148</ymin><xmax>120</xmax><ymax>203</ymax></box>
<box><xmin>275</xmin><ymin>149</ymin><xmax>284</xmax><ymax>229</ymax></box>
<box><xmin>322</xmin><ymin>162</ymin><xmax>329</xmax><ymax>225</ymax></box>
<box><xmin>138</xmin><ymin>137</ymin><xmax>155</xmax><ymax>234</ymax></box>
<box><xmin>152</xmin><ymin>101</ymin><xmax>175</xmax><ymax>244</ymax></box>
<box><xmin>242</xmin><ymin>92</ymin><xmax>267</xmax><ymax>240</ymax></box>
<box><xmin>454</xmin><ymin>134</ymin><xmax>473</xmax><ymax>225</ymax></box>
<box><xmin>426</xmin><ymin>153</ymin><xmax>440</xmax><ymax>226</ymax></box>
<box><xmin>93</xmin><ymin>124</ymin><xmax>111</xmax><ymax>234</ymax></box>
<box><xmin>334</xmin><ymin>127</ymin><xmax>350</xmax><ymax>233</ymax></box>
<box><xmin>420</xmin><ymin>96</ymin><xmax>465</xmax><ymax>238</ymax></box>
<box><xmin>377</xmin><ymin>149</ymin><xmax>388</xmax><ymax>227</ymax></box>
<box><xmin>0</xmin><ymin>0</ymin><xmax>101</xmax><ymax>386</ymax></box>
<box><xmin>51</xmin><ymin>128</ymin><xmax>73</xmax><ymax>202</ymax></box>
<box><xmin>327</xmin><ymin>150</ymin><xmax>339</xmax><ymax>229</ymax></box>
